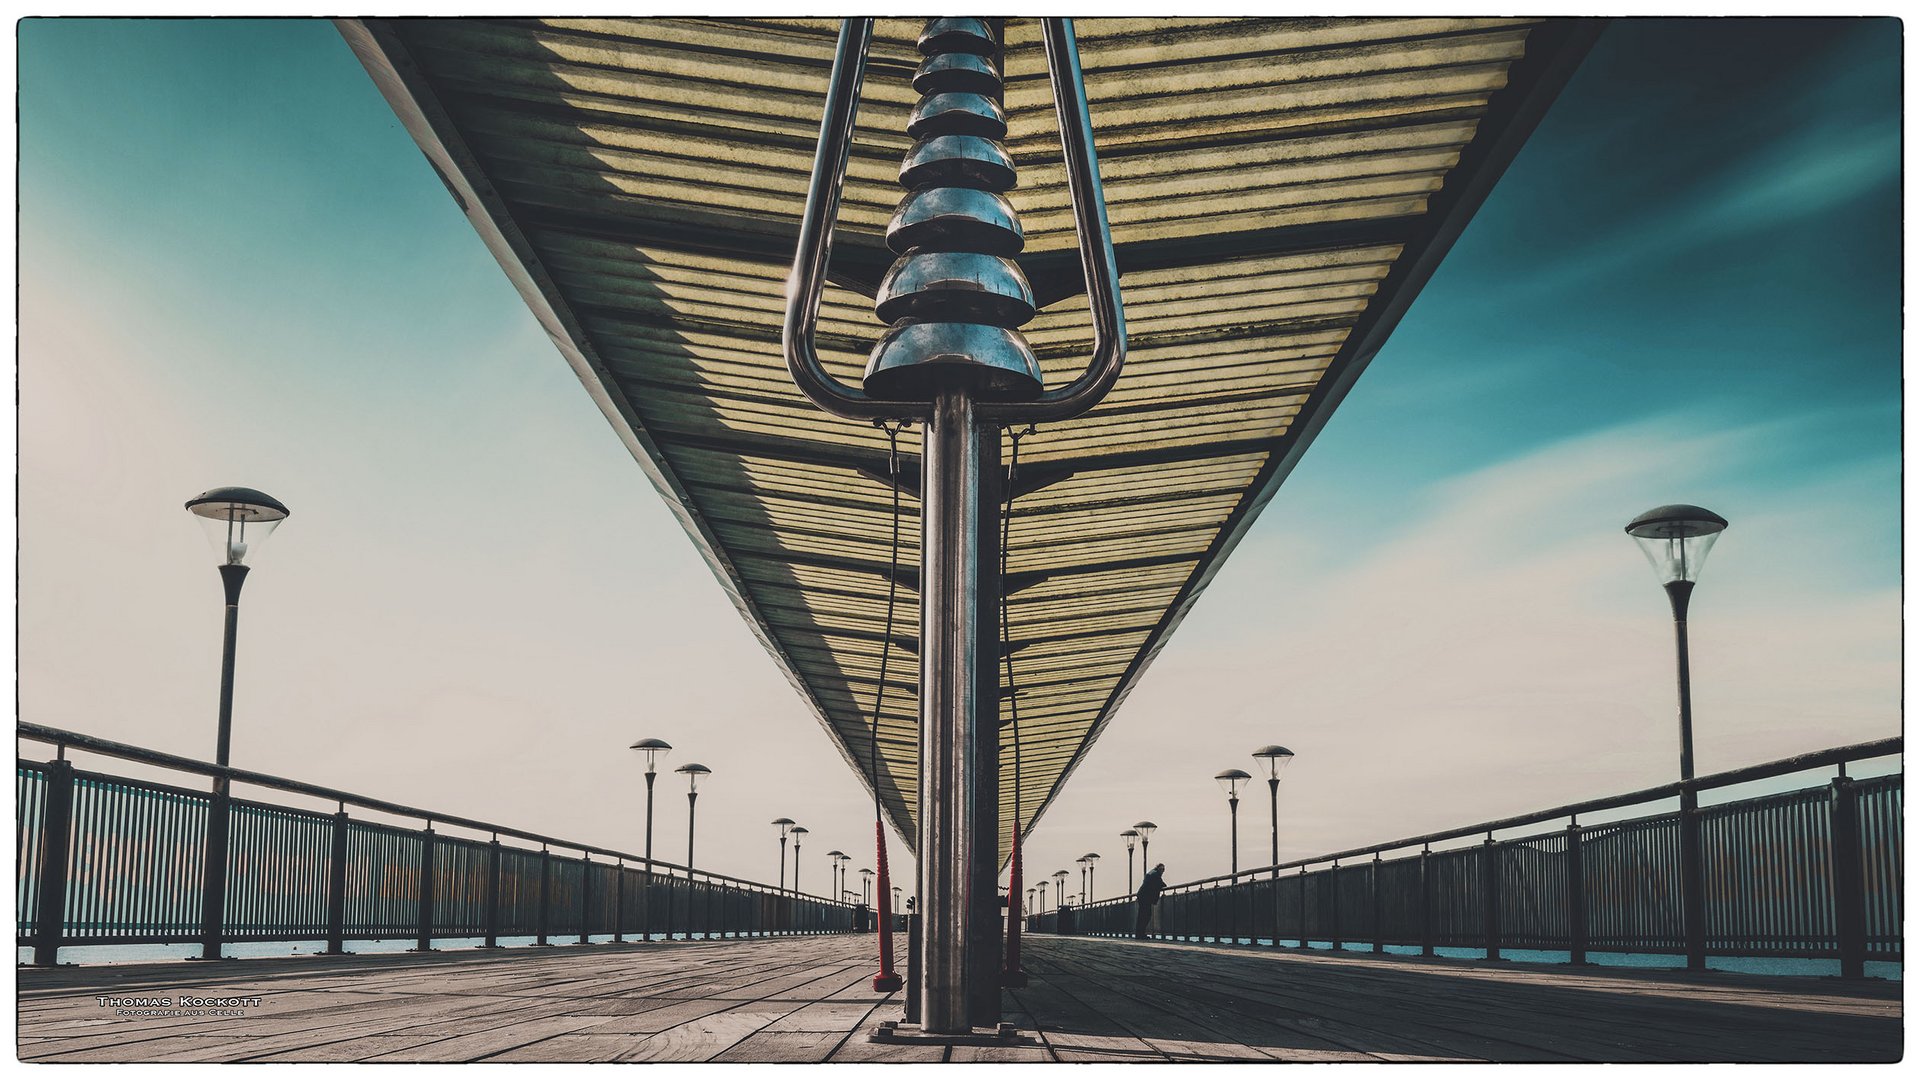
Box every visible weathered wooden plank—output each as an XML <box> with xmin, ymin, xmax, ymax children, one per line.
<box><xmin>13</xmin><ymin>933</ymin><xmax>1902</xmax><ymax>1064</ymax></box>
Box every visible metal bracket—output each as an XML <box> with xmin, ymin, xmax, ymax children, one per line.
<box><xmin>871</xmin><ymin>1020</ymin><xmax>1037</xmax><ymax>1047</ymax></box>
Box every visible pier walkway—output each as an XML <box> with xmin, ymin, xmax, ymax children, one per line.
<box><xmin>18</xmin><ymin>934</ymin><xmax>1900</xmax><ymax>1063</ymax></box>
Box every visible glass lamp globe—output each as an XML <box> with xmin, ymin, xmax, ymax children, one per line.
<box><xmin>185</xmin><ymin>486</ymin><xmax>288</xmax><ymax>566</ymax></box>
<box><xmin>1626</xmin><ymin>504</ymin><xmax>1728</xmax><ymax>585</ymax></box>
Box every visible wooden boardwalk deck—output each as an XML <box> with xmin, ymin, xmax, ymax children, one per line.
<box><xmin>16</xmin><ymin>934</ymin><xmax>1901</xmax><ymax>1063</ymax></box>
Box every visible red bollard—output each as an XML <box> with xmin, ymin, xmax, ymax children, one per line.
<box><xmin>872</xmin><ymin>820</ymin><xmax>903</xmax><ymax>992</ymax></box>
<box><xmin>1003</xmin><ymin>820</ymin><xmax>1027</xmax><ymax>986</ymax></box>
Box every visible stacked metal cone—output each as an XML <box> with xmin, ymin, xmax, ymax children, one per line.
<box><xmin>863</xmin><ymin>18</ymin><xmax>1046</xmax><ymax>404</ymax></box>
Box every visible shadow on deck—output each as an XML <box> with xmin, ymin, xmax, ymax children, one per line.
<box><xmin>16</xmin><ymin>934</ymin><xmax>1902</xmax><ymax>1063</ymax></box>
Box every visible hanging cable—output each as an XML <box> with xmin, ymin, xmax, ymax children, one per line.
<box><xmin>1000</xmin><ymin>425</ymin><xmax>1035</xmax><ymax>830</ymax></box>
<box><xmin>1000</xmin><ymin>423</ymin><xmax>1036</xmax><ymax>987</ymax></box>
<box><xmin>869</xmin><ymin>420</ymin><xmax>906</xmax><ymax>822</ymax></box>
<box><xmin>867</xmin><ymin>419</ymin><xmax>907</xmax><ymax>992</ymax></box>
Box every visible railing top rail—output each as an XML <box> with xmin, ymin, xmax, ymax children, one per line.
<box><xmin>16</xmin><ymin>722</ymin><xmax>850</xmax><ymax>905</ymax></box>
<box><xmin>1079</xmin><ymin>735</ymin><xmax>1901</xmax><ymax>901</ymax></box>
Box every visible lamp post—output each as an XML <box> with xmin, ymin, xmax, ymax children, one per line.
<box><xmin>185</xmin><ymin>486</ymin><xmax>289</xmax><ymax>961</ymax></box>
<box><xmin>1626</xmin><ymin>503</ymin><xmax>1728</xmax><ymax>972</ymax></box>
<box><xmin>1052</xmin><ymin>869</ymin><xmax>1069</xmax><ymax>910</ymax></box>
<box><xmin>676</xmin><ymin>763</ymin><xmax>710</xmax><ymax>939</ymax></box>
<box><xmin>773</xmin><ymin>818</ymin><xmax>795</xmax><ymax>890</ymax></box>
<box><xmin>861</xmin><ymin>868</ymin><xmax>874</xmax><ymax>907</ymax></box>
<box><xmin>1075</xmin><ymin>856</ymin><xmax>1089</xmax><ymax>905</ymax></box>
<box><xmin>1037</xmin><ymin>879</ymin><xmax>1048</xmax><ymax>915</ymax></box>
<box><xmin>789</xmin><ymin>826</ymin><xmax>809</xmax><ymax>895</ymax></box>
<box><xmin>1252</xmin><ymin>747</ymin><xmax>1295</xmax><ymax>870</ymax></box>
<box><xmin>630</xmin><ymin>739</ymin><xmax>672</xmax><ymax>941</ymax></box>
<box><xmin>1120</xmin><ymin>830</ymin><xmax>1139</xmax><ymax>894</ymax></box>
<box><xmin>1133</xmin><ymin>821</ymin><xmax>1157</xmax><ymax>869</ymax></box>
<box><xmin>1252</xmin><ymin>746</ymin><xmax>1295</xmax><ymax>949</ymax></box>
<box><xmin>1080</xmin><ymin>853</ymin><xmax>1101</xmax><ymax>903</ymax></box>
<box><xmin>827</xmin><ymin>851</ymin><xmax>848</xmax><ymax>907</ymax></box>
<box><xmin>1215</xmin><ymin>769</ymin><xmax>1251</xmax><ymax>875</ymax></box>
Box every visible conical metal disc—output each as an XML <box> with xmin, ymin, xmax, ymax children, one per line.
<box><xmin>864</xmin><ymin>322</ymin><xmax>1044</xmax><ymax>403</ymax></box>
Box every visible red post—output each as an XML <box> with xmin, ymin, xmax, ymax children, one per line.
<box><xmin>1003</xmin><ymin>820</ymin><xmax>1027</xmax><ymax>985</ymax></box>
<box><xmin>872</xmin><ymin>820</ymin><xmax>903</xmax><ymax>992</ymax></box>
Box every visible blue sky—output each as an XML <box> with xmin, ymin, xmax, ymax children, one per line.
<box><xmin>16</xmin><ymin>19</ymin><xmax>1902</xmax><ymax>894</ymax></box>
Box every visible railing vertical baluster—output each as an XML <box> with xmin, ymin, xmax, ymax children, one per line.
<box><xmin>1483</xmin><ymin>833</ymin><xmax>1501</xmax><ymax>961</ymax></box>
<box><xmin>1328</xmin><ymin>864</ymin><xmax>1342</xmax><ymax>951</ymax></box>
<box><xmin>613</xmin><ymin>859</ymin><xmax>625</xmax><ymax>943</ymax></box>
<box><xmin>482</xmin><ymin>837</ymin><xmax>502</xmax><ymax>948</ymax></box>
<box><xmin>1567</xmin><ymin>819</ymin><xmax>1586</xmax><ymax>965</ymax></box>
<box><xmin>535</xmin><ymin>846</ymin><xmax>552</xmax><ymax>946</ymax></box>
<box><xmin>1419</xmin><ymin>846</ymin><xmax>1434</xmax><ymax>957</ymax></box>
<box><xmin>324</xmin><ymin>807</ymin><xmax>348</xmax><ymax>954</ymax></box>
<box><xmin>1298</xmin><ymin>865</ymin><xmax>1308</xmax><ymax>948</ymax></box>
<box><xmin>412</xmin><ymin>826</ymin><xmax>436</xmax><ymax>952</ymax></box>
<box><xmin>579</xmin><ymin>854</ymin><xmax>591</xmax><ymax>945</ymax></box>
<box><xmin>31</xmin><ymin>757</ymin><xmax>75</xmax><ymax>967</ymax></box>
<box><xmin>1371</xmin><ymin>853</ymin><xmax>1384</xmax><ymax>954</ymax></box>
<box><xmin>1829</xmin><ymin>772</ymin><xmax>1867</xmax><ymax>978</ymax></box>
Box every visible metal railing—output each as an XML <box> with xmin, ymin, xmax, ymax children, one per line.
<box><xmin>16</xmin><ymin>723</ymin><xmax>855</xmax><ymax>964</ymax></box>
<box><xmin>1035</xmin><ymin>738</ymin><xmax>1902</xmax><ymax>977</ymax></box>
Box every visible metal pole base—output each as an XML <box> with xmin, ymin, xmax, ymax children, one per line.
<box><xmin>871</xmin><ymin>1020</ymin><xmax>1036</xmax><ymax>1048</ymax></box>
<box><xmin>874</xmin><ymin>972</ymin><xmax>904</xmax><ymax>993</ymax></box>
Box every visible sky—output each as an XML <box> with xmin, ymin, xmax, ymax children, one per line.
<box><xmin>15</xmin><ymin>18</ymin><xmax>1903</xmax><ymax>907</ymax></box>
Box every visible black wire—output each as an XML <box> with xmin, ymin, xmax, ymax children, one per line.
<box><xmin>1001</xmin><ymin>425</ymin><xmax>1035</xmax><ymax>837</ymax></box>
<box><xmin>870</xmin><ymin>421</ymin><xmax>906</xmax><ymax>827</ymax></box>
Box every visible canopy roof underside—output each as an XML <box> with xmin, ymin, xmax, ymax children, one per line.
<box><xmin>342</xmin><ymin>16</ymin><xmax>1595</xmax><ymax>863</ymax></box>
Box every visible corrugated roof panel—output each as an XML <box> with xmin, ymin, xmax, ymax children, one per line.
<box><xmin>342</xmin><ymin>15</ymin><xmax>1594</xmax><ymax>862</ymax></box>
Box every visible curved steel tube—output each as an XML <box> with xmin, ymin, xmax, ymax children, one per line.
<box><xmin>783</xmin><ymin>18</ymin><xmax>928</xmax><ymax>422</ymax></box>
<box><xmin>786</xmin><ymin>18</ymin><xmax>1125</xmax><ymax>426</ymax></box>
<box><xmin>980</xmin><ymin>18</ymin><xmax>1126</xmax><ymax>425</ymax></box>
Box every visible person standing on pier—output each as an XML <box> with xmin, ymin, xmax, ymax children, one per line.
<box><xmin>1134</xmin><ymin>863</ymin><xmax>1167</xmax><ymax>939</ymax></box>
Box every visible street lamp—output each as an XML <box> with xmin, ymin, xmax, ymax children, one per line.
<box><xmin>184</xmin><ymin>486</ymin><xmax>289</xmax><ymax>961</ymax></box>
<box><xmin>676</xmin><ymin>763</ymin><xmax>710</xmax><ymax>939</ymax></box>
<box><xmin>1037</xmin><ymin>878</ymin><xmax>1048</xmax><ymax>914</ymax></box>
<box><xmin>1075</xmin><ymin>856</ymin><xmax>1090</xmax><ymax>904</ymax></box>
<box><xmin>1081</xmin><ymin>853</ymin><xmax>1101</xmax><ymax>903</ymax></box>
<box><xmin>789</xmin><ymin>826</ymin><xmax>809</xmax><ymax>895</ymax></box>
<box><xmin>1216</xmin><ymin>769</ymin><xmax>1252</xmax><ymax>874</ymax></box>
<box><xmin>1120</xmin><ymin>830</ymin><xmax>1139</xmax><ymax>894</ymax></box>
<box><xmin>630</xmin><ymin>738</ymin><xmax>672</xmax><ymax>941</ymax></box>
<box><xmin>1252</xmin><ymin>746</ymin><xmax>1295</xmax><ymax>871</ymax></box>
<box><xmin>1052</xmin><ymin>869</ymin><xmax>1069</xmax><ymax>909</ymax></box>
<box><xmin>772</xmin><ymin>818</ymin><xmax>795</xmax><ymax>890</ymax></box>
<box><xmin>1253</xmin><ymin>745</ymin><xmax>1295</xmax><ymax>950</ymax></box>
<box><xmin>860</xmin><ymin>867</ymin><xmax>874</xmax><ymax>907</ymax></box>
<box><xmin>1626</xmin><ymin>502</ymin><xmax>1728</xmax><ymax>971</ymax></box>
<box><xmin>826</xmin><ymin>850</ymin><xmax>849</xmax><ymax>905</ymax></box>
<box><xmin>1133</xmin><ymin>821</ymin><xmax>1158</xmax><ymax>868</ymax></box>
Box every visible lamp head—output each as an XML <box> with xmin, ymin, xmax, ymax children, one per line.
<box><xmin>1626</xmin><ymin>504</ymin><xmax>1728</xmax><ymax>586</ymax></box>
<box><xmin>675</xmin><ymin>762</ymin><xmax>710</xmax><ymax>792</ymax></box>
<box><xmin>185</xmin><ymin>486</ymin><xmax>289</xmax><ymax>567</ymax></box>
<box><xmin>1120</xmin><ymin>828</ymin><xmax>1138</xmax><ymax>850</ymax></box>
<box><xmin>1133</xmin><ymin>821</ymin><xmax>1157</xmax><ymax>840</ymax></box>
<box><xmin>772</xmin><ymin>817</ymin><xmax>795</xmax><ymax>837</ymax></box>
<box><xmin>1081</xmin><ymin>852</ymin><xmax>1100</xmax><ymax>863</ymax></box>
<box><xmin>1252</xmin><ymin>745</ymin><xmax>1296</xmax><ymax>781</ymax></box>
<box><xmin>629</xmin><ymin>738</ymin><xmax>672</xmax><ymax>774</ymax></box>
<box><xmin>789</xmin><ymin>826</ymin><xmax>808</xmax><ymax>843</ymax></box>
<box><xmin>1215</xmin><ymin>768</ymin><xmax>1252</xmax><ymax>799</ymax></box>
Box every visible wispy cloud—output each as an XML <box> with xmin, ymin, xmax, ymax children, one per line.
<box><xmin>1024</xmin><ymin>414</ymin><xmax>1898</xmax><ymax>882</ymax></box>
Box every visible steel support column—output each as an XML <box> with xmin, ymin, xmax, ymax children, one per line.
<box><xmin>918</xmin><ymin>386</ymin><xmax>983</xmax><ymax>1034</ymax></box>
